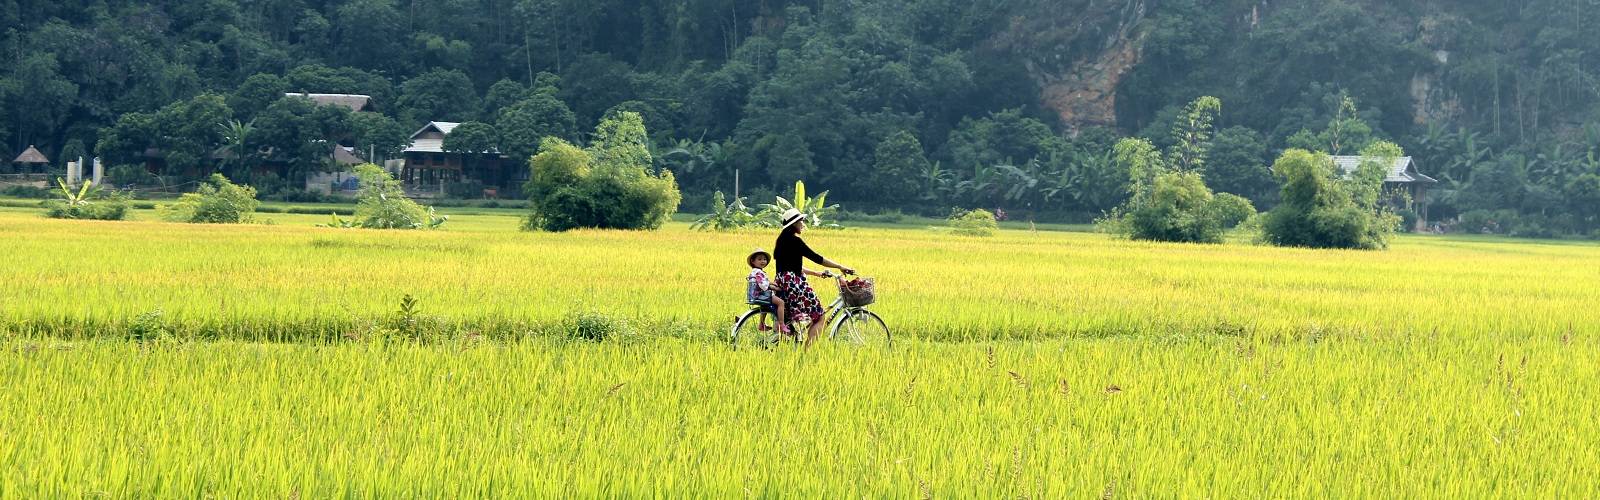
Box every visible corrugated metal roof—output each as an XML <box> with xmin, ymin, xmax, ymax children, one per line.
<box><xmin>1330</xmin><ymin>156</ymin><xmax>1437</xmax><ymax>184</ymax></box>
<box><xmin>405</xmin><ymin>138</ymin><xmax>446</xmax><ymax>153</ymax></box>
<box><xmin>408</xmin><ymin>121</ymin><xmax>460</xmax><ymax>139</ymax></box>
<box><xmin>285</xmin><ymin>93</ymin><xmax>372</xmax><ymax>112</ymax></box>
<box><xmin>12</xmin><ymin>145</ymin><xmax>48</xmax><ymax>164</ymax></box>
<box><xmin>403</xmin><ymin>122</ymin><xmax>465</xmax><ymax>153</ymax></box>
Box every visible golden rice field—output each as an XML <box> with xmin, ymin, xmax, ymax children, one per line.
<box><xmin>5</xmin><ymin>337</ymin><xmax>1596</xmax><ymax>497</ymax></box>
<box><xmin>1</xmin><ymin>206</ymin><xmax>1596</xmax><ymax>341</ymax></box>
<box><xmin>3</xmin><ymin>204</ymin><xmax>1600</xmax><ymax>496</ymax></box>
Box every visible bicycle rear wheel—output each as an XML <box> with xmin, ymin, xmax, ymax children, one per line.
<box><xmin>828</xmin><ymin>309</ymin><xmax>891</xmax><ymax>348</ymax></box>
<box><xmin>731</xmin><ymin>309</ymin><xmax>785</xmax><ymax>350</ymax></box>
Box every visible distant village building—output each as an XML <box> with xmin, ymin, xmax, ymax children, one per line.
<box><xmin>401</xmin><ymin>122</ymin><xmax>517</xmax><ymax>198</ymax></box>
<box><xmin>10</xmin><ymin>145</ymin><xmax>49</xmax><ymax>174</ymax></box>
<box><xmin>1330</xmin><ymin>155</ymin><xmax>1437</xmax><ymax>230</ymax></box>
<box><xmin>284</xmin><ymin>93</ymin><xmax>373</xmax><ymax>112</ymax></box>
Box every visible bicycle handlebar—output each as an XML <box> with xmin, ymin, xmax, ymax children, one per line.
<box><xmin>821</xmin><ymin>269</ymin><xmax>858</xmax><ymax>279</ymax></box>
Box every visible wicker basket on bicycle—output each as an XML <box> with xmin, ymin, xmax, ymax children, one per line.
<box><xmin>838</xmin><ymin>276</ymin><xmax>876</xmax><ymax>307</ymax></box>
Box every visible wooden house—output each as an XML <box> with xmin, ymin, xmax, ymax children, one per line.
<box><xmin>400</xmin><ymin>122</ymin><xmax>518</xmax><ymax>197</ymax></box>
<box><xmin>1330</xmin><ymin>155</ymin><xmax>1437</xmax><ymax>230</ymax></box>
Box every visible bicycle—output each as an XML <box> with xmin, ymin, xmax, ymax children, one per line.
<box><xmin>729</xmin><ymin>271</ymin><xmax>891</xmax><ymax>350</ymax></box>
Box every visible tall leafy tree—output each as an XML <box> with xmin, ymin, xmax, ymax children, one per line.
<box><xmin>497</xmin><ymin>94</ymin><xmax>577</xmax><ymax>161</ymax></box>
<box><xmin>870</xmin><ymin>130</ymin><xmax>929</xmax><ymax>205</ymax></box>
<box><xmin>5</xmin><ymin>53</ymin><xmax>78</xmax><ymax>148</ymax></box>
<box><xmin>1166</xmin><ymin>96</ymin><xmax>1221</xmax><ymax>173</ymax></box>
<box><xmin>398</xmin><ymin>69</ymin><xmax>480</xmax><ymax>125</ymax></box>
<box><xmin>348</xmin><ymin>112</ymin><xmax>411</xmax><ymax>162</ymax></box>
<box><xmin>1205</xmin><ymin>126</ymin><xmax>1276</xmax><ymax>204</ymax></box>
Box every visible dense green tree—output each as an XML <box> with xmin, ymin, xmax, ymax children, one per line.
<box><xmin>482</xmin><ymin>79</ymin><xmax>530</xmax><ymax>119</ymax></box>
<box><xmin>1100</xmin><ymin>136</ymin><xmax>1241</xmax><ymax>243</ymax></box>
<box><xmin>944</xmin><ymin>109</ymin><xmax>1065</xmax><ymax>170</ymax></box>
<box><xmin>497</xmin><ymin>94</ymin><xmax>577</xmax><ymax>161</ymax></box>
<box><xmin>1566</xmin><ymin>174</ymin><xmax>1600</xmax><ymax>231</ymax></box>
<box><xmin>763</xmin><ymin>133</ymin><xmax>817</xmax><ymax>187</ymax></box>
<box><xmin>1205</xmin><ymin>126</ymin><xmax>1276</xmax><ymax>204</ymax></box>
<box><xmin>332</xmin><ymin>0</ymin><xmax>406</xmax><ymax>73</ymax></box>
<box><xmin>228</xmin><ymin>73</ymin><xmax>288</xmax><ymax>118</ymax></box>
<box><xmin>398</xmin><ymin>69</ymin><xmax>479</xmax><ymax>124</ymax></box>
<box><xmin>603</xmin><ymin>100</ymin><xmax>677</xmax><ymax>142</ymax></box>
<box><xmin>253</xmin><ymin>96</ymin><xmax>351</xmax><ymax>179</ymax></box>
<box><xmin>348</xmin><ymin>112</ymin><xmax>411</xmax><ymax>162</ymax></box>
<box><xmin>1261</xmin><ymin>147</ymin><xmax>1400</xmax><ymax>249</ymax></box>
<box><xmin>95</xmin><ymin>93</ymin><xmax>232</xmax><ymax>176</ymax></box>
<box><xmin>559</xmin><ymin>53</ymin><xmax>639</xmax><ymax>126</ymax></box>
<box><xmin>870</xmin><ymin>130</ymin><xmax>929</xmax><ymax>205</ymax></box>
<box><xmin>524</xmin><ymin>112</ymin><xmax>681</xmax><ymax>231</ymax></box>
<box><xmin>5</xmin><ymin>53</ymin><xmax>78</xmax><ymax>147</ymax></box>
<box><xmin>442</xmin><ymin>121</ymin><xmax>499</xmax><ymax>154</ymax></box>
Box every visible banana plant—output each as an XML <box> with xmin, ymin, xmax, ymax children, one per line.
<box><xmin>691</xmin><ymin>191</ymin><xmax>759</xmax><ymax>231</ymax></box>
<box><xmin>55</xmin><ymin>178</ymin><xmax>95</xmax><ymax>208</ymax></box>
<box><xmin>918</xmin><ymin>160</ymin><xmax>954</xmax><ymax>202</ymax></box>
<box><xmin>759</xmin><ymin>180</ymin><xmax>841</xmax><ymax>229</ymax></box>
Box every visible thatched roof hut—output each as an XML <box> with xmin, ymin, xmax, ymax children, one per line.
<box><xmin>12</xmin><ymin>145</ymin><xmax>48</xmax><ymax>164</ymax></box>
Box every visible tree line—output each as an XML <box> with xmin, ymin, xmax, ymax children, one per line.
<box><xmin>1</xmin><ymin>0</ymin><xmax>1598</xmax><ymax>235</ymax></box>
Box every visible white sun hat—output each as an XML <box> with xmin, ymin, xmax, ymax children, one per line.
<box><xmin>779</xmin><ymin>208</ymin><xmax>805</xmax><ymax>230</ymax></box>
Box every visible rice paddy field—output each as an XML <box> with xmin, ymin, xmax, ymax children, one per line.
<box><xmin>3</xmin><ymin>204</ymin><xmax>1599</xmax><ymax>496</ymax></box>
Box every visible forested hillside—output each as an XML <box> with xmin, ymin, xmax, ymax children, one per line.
<box><xmin>2</xmin><ymin>0</ymin><xmax>1598</xmax><ymax>234</ymax></box>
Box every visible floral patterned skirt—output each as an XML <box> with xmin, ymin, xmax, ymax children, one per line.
<box><xmin>775</xmin><ymin>272</ymin><xmax>825</xmax><ymax>322</ymax></box>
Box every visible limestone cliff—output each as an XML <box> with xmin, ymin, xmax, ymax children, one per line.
<box><xmin>993</xmin><ymin>0</ymin><xmax>1150</xmax><ymax>134</ymax></box>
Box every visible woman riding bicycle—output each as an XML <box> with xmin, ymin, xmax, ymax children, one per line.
<box><xmin>772</xmin><ymin>208</ymin><xmax>855</xmax><ymax>346</ymax></box>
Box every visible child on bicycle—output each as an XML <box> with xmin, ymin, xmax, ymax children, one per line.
<box><xmin>746</xmin><ymin>249</ymin><xmax>790</xmax><ymax>336</ymax></box>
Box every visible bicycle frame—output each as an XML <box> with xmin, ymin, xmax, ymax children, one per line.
<box><xmin>731</xmin><ymin>271</ymin><xmax>887</xmax><ymax>348</ymax></box>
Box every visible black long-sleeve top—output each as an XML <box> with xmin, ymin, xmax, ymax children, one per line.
<box><xmin>774</xmin><ymin>230</ymin><xmax>825</xmax><ymax>275</ymax></box>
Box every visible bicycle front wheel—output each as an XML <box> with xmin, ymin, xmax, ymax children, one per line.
<box><xmin>731</xmin><ymin>309</ymin><xmax>783</xmax><ymax>350</ymax></box>
<box><xmin>828</xmin><ymin>309</ymin><xmax>891</xmax><ymax>348</ymax></box>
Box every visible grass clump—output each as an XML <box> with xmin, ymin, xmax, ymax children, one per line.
<box><xmin>323</xmin><ymin>164</ymin><xmax>447</xmax><ymax>230</ymax></box>
<box><xmin>949</xmin><ymin>208</ymin><xmax>999</xmax><ymax>237</ymax></box>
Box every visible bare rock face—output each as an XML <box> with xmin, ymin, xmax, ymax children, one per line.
<box><xmin>1411</xmin><ymin>15</ymin><xmax>1462</xmax><ymax>125</ymax></box>
<box><xmin>994</xmin><ymin>0</ymin><xmax>1150</xmax><ymax>134</ymax></box>
<box><xmin>1036</xmin><ymin>36</ymin><xmax>1142</xmax><ymax>134</ymax></box>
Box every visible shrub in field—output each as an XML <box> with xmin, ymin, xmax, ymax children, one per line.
<box><xmin>1210</xmin><ymin>192</ymin><xmax>1257</xmax><ymax>229</ymax></box>
<box><xmin>42</xmin><ymin>179</ymin><xmax>129</xmax><ymax>221</ymax></box>
<box><xmin>324</xmin><ymin>164</ymin><xmax>447</xmax><ymax>229</ymax></box>
<box><xmin>1098</xmin><ymin>106</ymin><xmax>1240</xmax><ymax>244</ymax></box>
<box><xmin>567</xmin><ymin>310</ymin><xmax>632</xmax><ymax>342</ymax></box>
<box><xmin>1261</xmin><ymin>145</ymin><xmax>1400</xmax><ymax>250</ymax></box>
<box><xmin>127</xmin><ymin>308</ymin><xmax>170</xmax><ymax>343</ymax></box>
<box><xmin>523</xmin><ymin>112</ymin><xmax>681</xmax><ymax>231</ymax></box>
<box><xmin>949</xmin><ymin>208</ymin><xmax>999</xmax><ymax>236</ymax></box>
<box><xmin>1115</xmin><ymin>171</ymin><xmax>1228</xmax><ymax>243</ymax></box>
<box><xmin>159</xmin><ymin>174</ymin><xmax>259</xmax><ymax>223</ymax></box>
